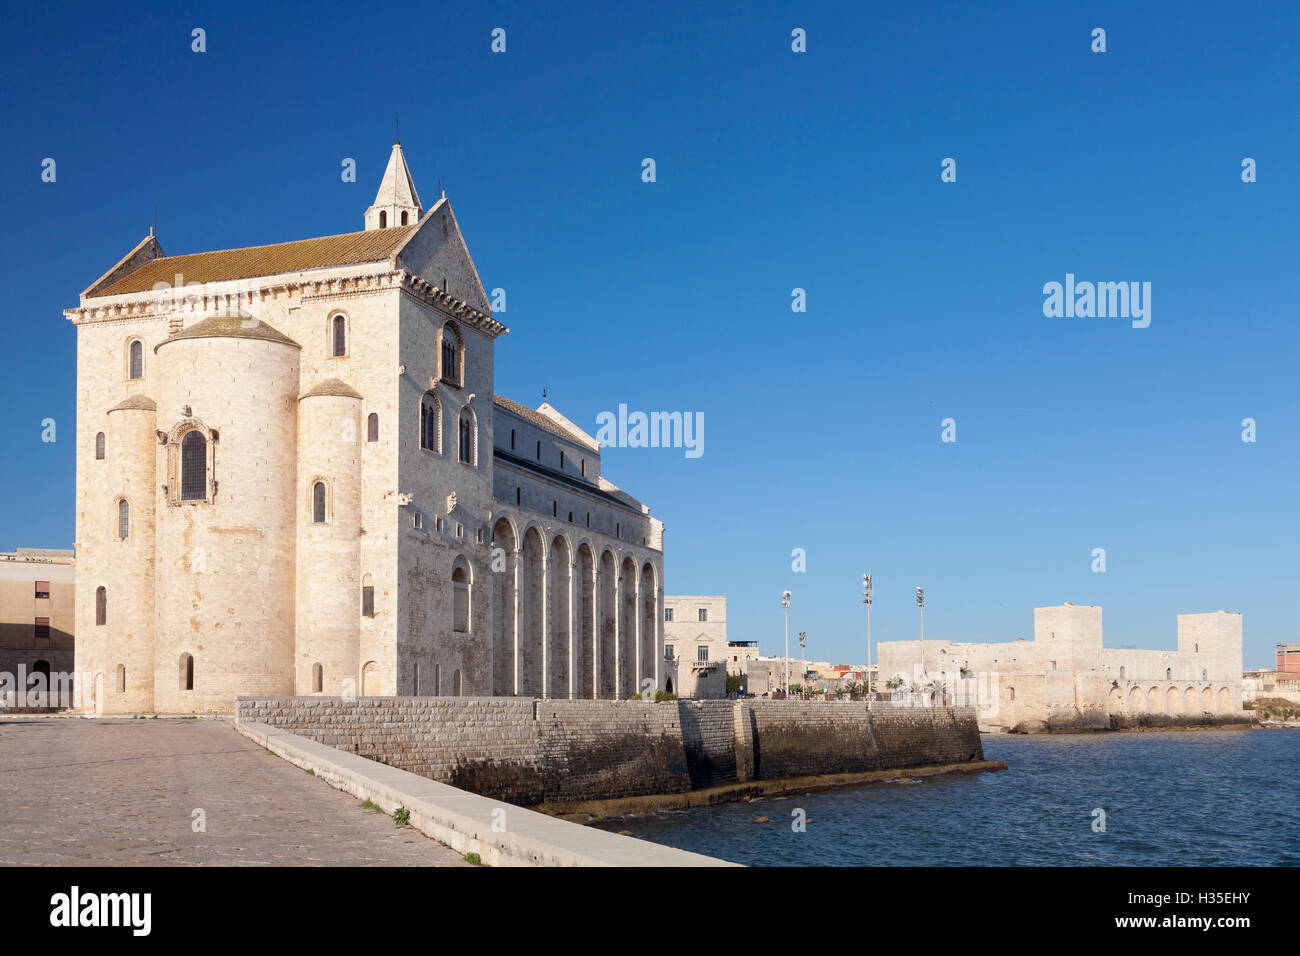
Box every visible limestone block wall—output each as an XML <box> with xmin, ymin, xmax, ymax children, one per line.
<box><xmin>237</xmin><ymin>696</ymin><xmax>983</xmax><ymax>805</ymax></box>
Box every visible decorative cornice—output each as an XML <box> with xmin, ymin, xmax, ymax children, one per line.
<box><xmin>398</xmin><ymin>272</ymin><xmax>508</xmax><ymax>338</ymax></box>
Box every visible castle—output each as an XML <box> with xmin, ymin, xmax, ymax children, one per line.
<box><xmin>877</xmin><ymin>604</ymin><xmax>1245</xmax><ymax>729</ymax></box>
<box><xmin>66</xmin><ymin>144</ymin><xmax>665</xmax><ymax>713</ymax></box>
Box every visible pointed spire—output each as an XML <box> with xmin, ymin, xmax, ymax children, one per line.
<box><xmin>364</xmin><ymin>142</ymin><xmax>424</xmax><ymax>230</ymax></box>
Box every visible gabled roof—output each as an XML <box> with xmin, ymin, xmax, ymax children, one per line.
<box><xmin>89</xmin><ymin>227</ymin><xmax>418</xmax><ymax>298</ymax></box>
<box><xmin>494</xmin><ymin>395</ymin><xmax>595</xmax><ymax>449</ymax></box>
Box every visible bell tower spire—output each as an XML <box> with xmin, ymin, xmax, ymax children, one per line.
<box><xmin>364</xmin><ymin>141</ymin><xmax>424</xmax><ymax>230</ymax></box>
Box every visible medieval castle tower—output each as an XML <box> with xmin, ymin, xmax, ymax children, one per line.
<box><xmin>66</xmin><ymin>144</ymin><xmax>664</xmax><ymax>713</ymax></box>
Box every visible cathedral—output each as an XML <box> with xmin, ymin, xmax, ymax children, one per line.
<box><xmin>66</xmin><ymin>144</ymin><xmax>665</xmax><ymax>713</ymax></box>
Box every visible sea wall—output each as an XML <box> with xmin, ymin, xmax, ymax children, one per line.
<box><xmin>235</xmin><ymin>697</ymin><xmax>983</xmax><ymax>805</ymax></box>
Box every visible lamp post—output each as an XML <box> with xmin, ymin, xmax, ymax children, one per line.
<box><xmin>862</xmin><ymin>573</ymin><xmax>873</xmax><ymax>696</ymax></box>
<box><xmin>916</xmin><ymin>586</ymin><xmax>926</xmax><ymax>678</ymax></box>
<box><xmin>798</xmin><ymin>630</ymin><xmax>806</xmax><ymax>697</ymax></box>
<box><xmin>782</xmin><ymin>590</ymin><xmax>791</xmax><ymax>694</ymax></box>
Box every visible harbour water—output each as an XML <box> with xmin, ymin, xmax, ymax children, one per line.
<box><xmin>594</xmin><ymin>729</ymin><xmax>1300</xmax><ymax>866</ymax></box>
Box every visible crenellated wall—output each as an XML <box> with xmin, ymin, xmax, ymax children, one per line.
<box><xmin>236</xmin><ymin>696</ymin><xmax>984</xmax><ymax>805</ymax></box>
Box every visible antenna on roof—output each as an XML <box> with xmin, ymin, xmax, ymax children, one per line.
<box><xmin>542</xmin><ymin>385</ymin><xmax>548</xmax><ymax>403</ymax></box>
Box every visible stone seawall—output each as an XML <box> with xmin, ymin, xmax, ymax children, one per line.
<box><xmin>236</xmin><ymin>697</ymin><xmax>984</xmax><ymax>806</ymax></box>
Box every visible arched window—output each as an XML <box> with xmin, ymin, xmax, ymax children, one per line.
<box><xmin>95</xmin><ymin>432</ymin><xmax>106</xmax><ymax>460</ymax></box>
<box><xmin>361</xmin><ymin>573</ymin><xmax>375</xmax><ymax>617</ymax></box>
<box><xmin>453</xmin><ymin>669</ymin><xmax>462</xmax><ymax>696</ymax></box>
<box><xmin>312</xmin><ymin>481</ymin><xmax>327</xmax><ymax>523</ymax></box>
<box><xmin>331</xmin><ymin>314</ymin><xmax>347</xmax><ymax>357</ymax></box>
<box><xmin>1166</xmin><ymin>667</ymin><xmax>1173</xmax><ymax>680</ymax></box>
<box><xmin>420</xmin><ymin>392</ymin><xmax>440</xmax><ymax>452</ymax></box>
<box><xmin>116</xmin><ymin>664</ymin><xmax>126</xmax><ymax>693</ymax></box>
<box><xmin>312</xmin><ymin>662</ymin><xmax>323</xmax><ymax>693</ymax></box>
<box><xmin>128</xmin><ymin>340</ymin><xmax>143</xmax><ymax>380</ymax></box>
<box><xmin>180</xmin><ymin>652</ymin><xmax>194</xmax><ymax>691</ymax></box>
<box><xmin>379</xmin><ymin>210</ymin><xmax>387</xmax><ymax>228</ymax></box>
<box><xmin>367</xmin><ymin>412</ymin><xmax>379</xmax><ymax>442</ymax></box>
<box><xmin>452</xmin><ymin>558</ymin><xmax>471</xmax><ymax>633</ymax></box>
<box><xmin>440</xmin><ymin>323</ymin><xmax>462</xmax><ymax>385</ymax></box>
<box><xmin>117</xmin><ymin>499</ymin><xmax>130</xmax><ymax>539</ymax></box>
<box><xmin>1119</xmin><ymin>666</ymin><xmax>1126</xmax><ymax>681</ymax></box>
<box><xmin>95</xmin><ymin>586</ymin><xmax>107</xmax><ymax>626</ymax></box>
<box><xmin>181</xmin><ymin>431</ymin><xmax>207</xmax><ymax>500</ymax></box>
<box><xmin>1009</xmin><ymin>687</ymin><xmax>1016</xmax><ymax>701</ymax></box>
<box><xmin>458</xmin><ymin>408</ymin><xmax>475</xmax><ymax>464</ymax></box>
<box><xmin>400</xmin><ymin>211</ymin><xmax>408</xmax><ymax>225</ymax></box>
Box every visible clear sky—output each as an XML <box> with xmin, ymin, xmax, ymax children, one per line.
<box><xmin>2</xmin><ymin>1</ymin><xmax>1295</xmax><ymax>668</ymax></box>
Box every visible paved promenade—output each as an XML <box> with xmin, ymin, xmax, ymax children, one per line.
<box><xmin>0</xmin><ymin>717</ymin><xmax>466</xmax><ymax>866</ymax></box>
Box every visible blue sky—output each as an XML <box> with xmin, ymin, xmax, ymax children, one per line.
<box><xmin>2</xmin><ymin>1</ymin><xmax>1296</xmax><ymax>667</ymax></box>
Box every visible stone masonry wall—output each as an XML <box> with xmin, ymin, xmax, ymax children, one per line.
<box><xmin>237</xmin><ymin>696</ymin><xmax>983</xmax><ymax>805</ymax></box>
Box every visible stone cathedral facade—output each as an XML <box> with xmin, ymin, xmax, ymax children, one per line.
<box><xmin>66</xmin><ymin>144</ymin><xmax>665</xmax><ymax>713</ymax></box>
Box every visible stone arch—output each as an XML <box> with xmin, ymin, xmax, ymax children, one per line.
<box><xmin>1108</xmin><ymin>687</ymin><xmax>1124</xmax><ymax>712</ymax></box>
<box><xmin>619</xmin><ymin>555</ymin><xmax>639</xmax><ymax>698</ymax></box>
<box><xmin>420</xmin><ymin>391</ymin><xmax>441</xmax><ymax>453</ymax></box>
<box><xmin>1128</xmin><ymin>686</ymin><xmax>1143</xmax><ymax>713</ymax></box>
<box><xmin>518</xmin><ymin>526</ymin><xmax>545</xmax><ymax>697</ymax></box>
<box><xmin>547</xmin><ymin>534</ymin><xmax>572</xmax><ymax>699</ymax></box>
<box><xmin>1218</xmin><ymin>686</ymin><xmax>1231</xmax><ymax>713</ymax></box>
<box><xmin>1166</xmin><ymin>686</ymin><xmax>1180</xmax><ymax>714</ymax></box>
<box><xmin>1183</xmin><ymin>687</ymin><xmax>1196</xmax><ymax>714</ymax></box>
<box><xmin>1146</xmin><ymin>686</ymin><xmax>1162</xmax><ymax>714</ymax></box>
<box><xmin>598</xmin><ymin>549</ymin><xmax>617</xmax><ymax>697</ymax></box>
<box><xmin>361</xmin><ymin>660</ymin><xmax>379</xmax><ymax>696</ymax></box>
<box><xmin>640</xmin><ymin>562</ymin><xmax>657</xmax><ymax>691</ymax></box>
<box><xmin>491</xmin><ymin>517</ymin><xmax>518</xmax><ymax>695</ymax></box>
<box><xmin>576</xmin><ymin>543</ymin><xmax>596</xmax><ymax>698</ymax></box>
<box><xmin>1202</xmin><ymin>686</ymin><xmax>1213</xmax><ymax>711</ymax></box>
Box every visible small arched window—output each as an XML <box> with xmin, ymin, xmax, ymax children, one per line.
<box><xmin>1166</xmin><ymin>667</ymin><xmax>1173</xmax><ymax>680</ymax></box>
<box><xmin>312</xmin><ymin>662</ymin><xmax>323</xmax><ymax>693</ymax></box>
<box><xmin>116</xmin><ymin>663</ymin><xmax>126</xmax><ymax>693</ymax></box>
<box><xmin>95</xmin><ymin>586</ymin><xmax>107</xmax><ymax>626</ymax></box>
<box><xmin>367</xmin><ymin>412</ymin><xmax>379</xmax><ymax>442</ymax></box>
<box><xmin>95</xmin><ymin>432</ymin><xmax>106</xmax><ymax>460</ymax></box>
<box><xmin>453</xmin><ymin>669</ymin><xmax>463</xmax><ymax>696</ymax></box>
<box><xmin>331</xmin><ymin>314</ymin><xmax>347</xmax><ymax>357</ymax></box>
<box><xmin>441</xmin><ymin>323</ymin><xmax>462</xmax><ymax>385</ymax></box>
<box><xmin>128</xmin><ymin>340</ymin><xmax>143</xmax><ymax>380</ymax></box>
<box><xmin>180</xmin><ymin>652</ymin><xmax>194</xmax><ymax>691</ymax></box>
<box><xmin>379</xmin><ymin>210</ymin><xmax>387</xmax><ymax>228</ymax></box>
<box><xmin>312</xmin><ymin>481</ymin><xmax>327</xmax><ymax>523</ymax></box>
<box><xmin>452</xmin><ymin>559</ymin><xmax>470</xmax><ymax>633</ymax></box>
<box><xmin>1119</xmin><ymin>666</ymin><xmax>1126</xmax><ymax>681</ymax></box>
<box><xmin>1009</xmin><ymin>687</ymin><xmax>1016</xmax><ymax>701</ymax></box>
<box><xmin>117</xmin><ymin>499</ymin><xmax>130</xmax><ymax>539</ymax></box>
<box><xmin>181</xmin><ymin>431</ymin><xmax>207</xmax><ymax>500</ymax></box>
<box><xmin>420</xmin><ymin>393</ymin><xmax>440</xmax><ymax>452</ymax></box>
<box><xmin>400</xmin><ymin>211</ymin><xmax>408</xmax><ymax>225</ymax></box>
<box><xmin>458</xmin><ymin>408</ymin><xmax>475</xmax><ymax>464</ymax></box>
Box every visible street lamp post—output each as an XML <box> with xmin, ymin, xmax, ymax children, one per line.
<box><xmin>916</xmin><ymin>586</ymin><xmax>926</xmax><ymax>678</ymax></box>
<box><xmin>782</xmin><ymin>590</ymin><xmax>791</xmax><ymax>695</ymax></box>
<box><xmin>862</xmin><ymin>573</ymin><xmax>873</xmax><ymax>696</ymax></box>
<box><xmin>798</xmin><ymin>630</ymin><xmax>806</xmax><ymax>697</ymax></box>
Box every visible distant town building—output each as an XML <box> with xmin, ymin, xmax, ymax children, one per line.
<box><xmin>1276</xmin><ymin>643</ymin><xmax>1300</xmax><ymax>675</ymax></box>
<box><xmin>877</xmin><ymin>604</ymin><xmax>1244</xmax><ymax>729</ymax></box>
<box><xmin>1</xmin><ymin>548</ymin><xmax>75</xmax><ymax>708</ymax></box>
<box><xmin>1243</xmin><ymin>669</ymin><xmax>1300</xmax><ymax>705</ymax></box>
<box><xmin>663</xmin><ymin>596</ymin><xmax>728</xmax><ymax>698</ymax></box>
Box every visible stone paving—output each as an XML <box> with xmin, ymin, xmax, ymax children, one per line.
<box><xmin>0</xmin><ymin>717</ymin><xmax>467</xmax><ymax>866</ymax></box>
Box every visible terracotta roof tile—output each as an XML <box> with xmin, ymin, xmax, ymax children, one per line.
<box><xmin>91</xmin><ymin>227</ymin><xmax>417</xmax><ymax>298</ymax></box>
